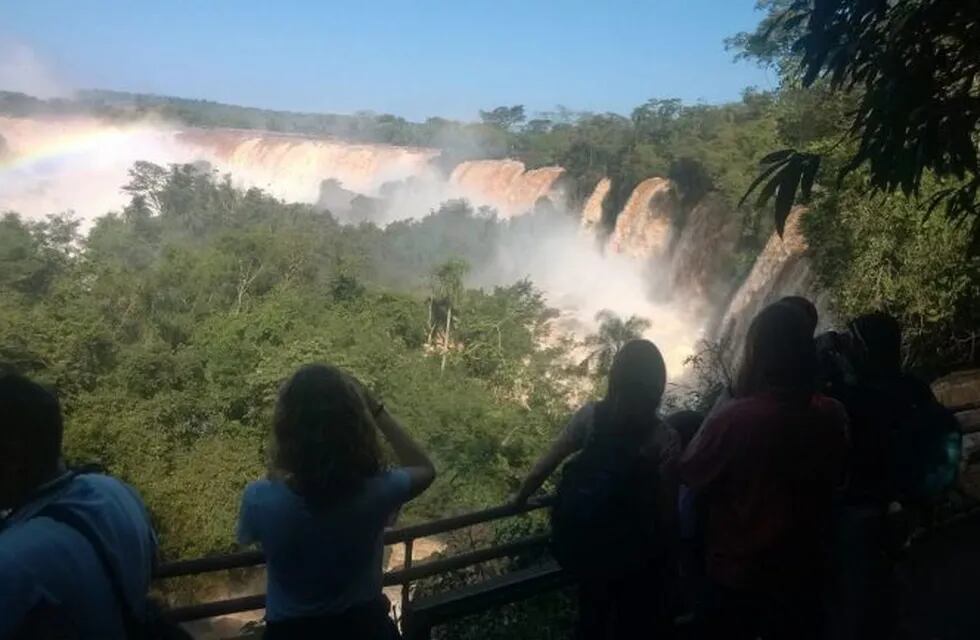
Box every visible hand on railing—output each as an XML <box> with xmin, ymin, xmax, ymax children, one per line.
<box><xmin>505</xmin><ymin>494</ymin><xmax>527</xmax><ymax>511</ymax></box>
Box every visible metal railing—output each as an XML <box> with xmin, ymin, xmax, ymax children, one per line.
<box><xmin>155</xmin><ymin>495</ymin><xmax>558</xmax><ymax>628</ymax></box>
<box><xmin>153</xmin><ymin>400</ymin><xmax>980</xmax><ymax>628</ymax></box>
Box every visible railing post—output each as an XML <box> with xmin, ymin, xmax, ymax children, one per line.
<box><xmin>400</xmin><ymin>539</ymin><xmax>414</xmax><ymax>627</ymax></box>
<box><xmin>405</xmin><ymin>621</ymin><xmax>432</xmax><ymax>640</ymax></box>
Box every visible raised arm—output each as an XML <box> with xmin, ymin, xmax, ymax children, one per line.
<box><xmin>374</xmin><ymin>405</ymin><xmax>436</xmax><ymax>500</ymax></box>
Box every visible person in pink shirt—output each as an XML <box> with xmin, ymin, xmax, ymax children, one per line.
<box><xmin>680</xmin><ymin>302</ymin><xmax>848</xmax><ymax>640</ymax></box>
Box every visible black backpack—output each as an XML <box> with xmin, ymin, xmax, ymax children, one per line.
<box><xmin>550</xmin><ymin>414</ymin><xmax>662</xmax><ymax>579</ymax></box>
<box><xmin>22</xmin><ymin>500</ymin><xmax>193</xmax><ymax>640</ymax></box>
<box><xmin>886</xmin><ymin>382</ymin><xmax>961</xmax><ymax>501</ymax></box>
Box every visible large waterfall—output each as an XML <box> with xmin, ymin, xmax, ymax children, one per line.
<box><xmin>178</xmin><ymin>128</ymin><xmax>441</xmax><ymax>202</ymax></box>
<box><xmin>0</xmin><ymin>114</ymin><xmax>824</xmax><ymax>378</ymax></box>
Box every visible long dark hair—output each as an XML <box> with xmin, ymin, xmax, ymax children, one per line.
<box><xmin>850</xmin><ymin>311</ymin><xmax>902</xmax><ymax>374</ymax></box>
<box><xmin>596</xmin><ymin>339</ymin><xmax>667</xmax><ymax>440</ymax></box>
<box><xmin>734</xmin><ymin>302</ymin><xmax>817</xmax><ymax>399</ymax></box>
<box><xmin>270</xmin><ymin>364</ymin><xmax>384</xmax><ymax>508</ymax></box>
<box><xmin>777</xmin><ymin>295</ymin><xmax>819</xmax><ymax>335</ymax></box>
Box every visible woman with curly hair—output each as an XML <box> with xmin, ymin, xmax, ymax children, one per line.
<box><xmin>237</xmin><ymin>364</ymin><xmax>436</xmax><ymax>639</ymax></box>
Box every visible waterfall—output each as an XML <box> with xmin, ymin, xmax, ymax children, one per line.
<box><xmin>1</xmin><ymin>114</ymin><xmax>834</xmax><ymax>381</ymax></box>
<box><xmin>448</xmin><ymin>159</ymin><xmax>565</xmax><ymax>217</ymax></box>
<box><xmin>178</xmin><ymin>128</ymin><xmax>440</xmax><ymax>203</ymax></box>
<box><xmin>607</xmin><ymin>177</ymin><xmax>677</xmax><ymax>259</ymax></box>
<box><xmin>581</xmin><ymin>177</ymin><xmax>610</xmax><ymax>231</ymax></box>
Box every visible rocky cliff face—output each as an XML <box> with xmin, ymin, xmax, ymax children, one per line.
<box><xmin>667</xmin><ymin>193</ymin><xmax>740</xmax><ymax>305</ymax></box>
<box><xmin>713</xmin><ymin>207</ymin><xmax>832</xmax><ymax>362</ymax></box>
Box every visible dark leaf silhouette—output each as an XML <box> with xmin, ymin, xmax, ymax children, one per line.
<box><xmin>738</xmin><ymin>0</ymin><xmax>980</xmax><ymax>237</ymax></box>
<box><xmin>799</xmin><ymin>155</ymin><xmax>821</xmax><ymax>201</ymax></box>
<box><xmin>741</xmin><ymin>151</ymin><xmax>821</xmax><ymax>236</ymax></box>
<box><xmin>738</xmin><ymin>154</ymin><xmax>791</xmax><ymax>209</ymax></box>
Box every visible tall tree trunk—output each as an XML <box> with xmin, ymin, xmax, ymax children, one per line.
<box><xmin>440</xmin><ymin>305</ymin><xmax>453</xmax><ymax>374</ymax></box>
<box><xmin>426</xmin><ymin>299</ymin><xmax>435</xmax><ymax>346</ymax></box>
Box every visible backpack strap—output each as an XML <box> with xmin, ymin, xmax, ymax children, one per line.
<box><xmin>38</xmin><ymin>502</ymin><xmax>141</xmax><ymax>633</ymax></box>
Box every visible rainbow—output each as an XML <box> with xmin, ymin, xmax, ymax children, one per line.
<box><xmin>0</xmin><ymin>118</ymin><xmax>176</xmax><ymax>174</ymax></box>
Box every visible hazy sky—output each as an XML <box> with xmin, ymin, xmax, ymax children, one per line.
<box><xmin>0</xmin><ymin>0</ymin><xmax>775</xmax><ymax>122</ymax></box>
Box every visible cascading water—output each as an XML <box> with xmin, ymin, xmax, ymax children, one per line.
<box><xmin>580</xmin><ymin>177</ymin><xmax>610</xmax><ymax>231</ymax></box>
<box><xmin>178</xmin><ymin>128</ymin><xmax>441</xmax><ymax>202</ymax></box>
<box><xmin>448</xmin><ymin>159</ymin><xmax>565</xmax><ymax>217</ymax></box>
<box><xmin>607</xmin><ymin>177</ymin><xmax>677</xmax><ymax>259</ymax></box>
<box><xmin>0</xmin><ymin>113</ymin><xmax>827</xmax><ymax>379</ymax></box>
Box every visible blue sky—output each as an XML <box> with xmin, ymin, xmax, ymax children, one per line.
<box><xmin>0</xmin><ymin>0</ymin><xmax>775</xmax><ymax>122</ymax></box>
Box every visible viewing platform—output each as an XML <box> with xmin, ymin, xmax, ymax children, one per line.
<box><xmin>156</xmin><ymin>376</ymin><xmax>980</xmax><ymax>640</ymax></box>
<box><xmin>156</xmin><ymin>496</ymin><xmax>567</xmax><ymax>640</ymax></box>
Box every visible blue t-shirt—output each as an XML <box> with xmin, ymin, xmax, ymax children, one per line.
<box><xmin>0</xmin><ymin>473</ymin><xmax>157</xmax><ymax>639</ymax></box>
<box><xmin>238</xmin><ymin>470</ymin><xmax>412</xmax><ymax>621</ymax></box>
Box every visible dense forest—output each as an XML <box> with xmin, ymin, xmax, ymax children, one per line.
<box><xmin>0</xmin><ymin>167</ymin><xmax>628</xmax><ymax>559</ymax></box>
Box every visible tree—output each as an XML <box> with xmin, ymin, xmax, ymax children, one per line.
<box><xmin>479</xmin><ymin>105</ymin><xmax>526</xmax><ymax>131</ymax></box>
<box><xmin>428</xmin><ymin>258</ymin><xmax>471</xmax><ymax>372</ymax></box>
<box><xmin>122</xmin><ymin>161</ymin><xmax>169</xmax><ymax>214</ymax></box>
<box><xmin>582</xmin><ymin>310</ymin><xmax>651</xmax><ymax>377</ymax></box>
<box><xmin>0</xmin><ymin>212</ymin><xmax>77</xmax><ymax>296</ymax></box>
<box><xmin>736</xmin><ymin>0</ymin><xmax>980</xmax><ymax>238</ymax></box>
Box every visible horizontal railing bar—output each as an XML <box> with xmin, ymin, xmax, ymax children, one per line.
<box><xmin>156</xmin><ymin>495</ymin><xmax>554</xmax><ymax>579</ymax></box>
<box><xmin>383</xmin><ymin>533</ymin><xmax>550</xmax><ymax>585</ymax></box>
<box><xmin>950</xmin><ymin>401</ymin><xmax>980</xmax><ymax>413</ymax></box>
<box><xmin>167</xmin><ymin>594</ymin><xmax>265</xmax><ymax>623</ymax></box>
<box><xmin>155</xmin><ymin>550</ymin><xmax>264</xmax><ymax>579</ymax></box>
<box><xmin>164</xmin><ymin>535</ymin><xmax>552</xmax><ymax>622</ymax></box>
<box><xmin>384</xmin><ymin>495</ymin><xmax>554</xmax><ymax>544</ymax></box>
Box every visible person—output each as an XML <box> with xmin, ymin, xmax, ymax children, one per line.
<box><xmin>237</xmin><ymin>364</ymin><xmax>436</xmax><ymax>639</ymax></box>
<box><xmin>817</xmin><ymin>312</ymin><xmax>961</xmax><ymax>640</ymax></box>
<box><xmin>708</xmin><ymin>295</ymin><xmax>820</xmax><ymax>419</ymax></box>
<box><xmin>667</xmin><ymin>411</ymin><xmax>707</xmax><ymax>628</ymax></box>
<box><xmin>0</xmin><ymin>372</ymin><xmax>158</xmax><ymax>640</ymax></box>
<box><xmin>666</xmin><ymin>410</ymin><xmax>704</xmax><ymax>452</ymax></box>
<box><xmin>680</xmin><ymin>303</ymin><xmax>848</xmax><ymax>640</ymax></box>
<box><xmin>516</xmin><ymin>339</ymin><xmax>681</xmax><ymax>639</ymax></box>
<box><xmin>821</xmin><ymin>312</ymin><xmax>960</xmax><ymax>508</ymax></box>
<box><xmin>512</xmin><ymin>342</ymin><xmax>680</xmax><ymax>509</ymax></box>
<box><xmin>777</xmin><ymin>295</ymin><xmax>819</xmax><ymax>336</ymax></box>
